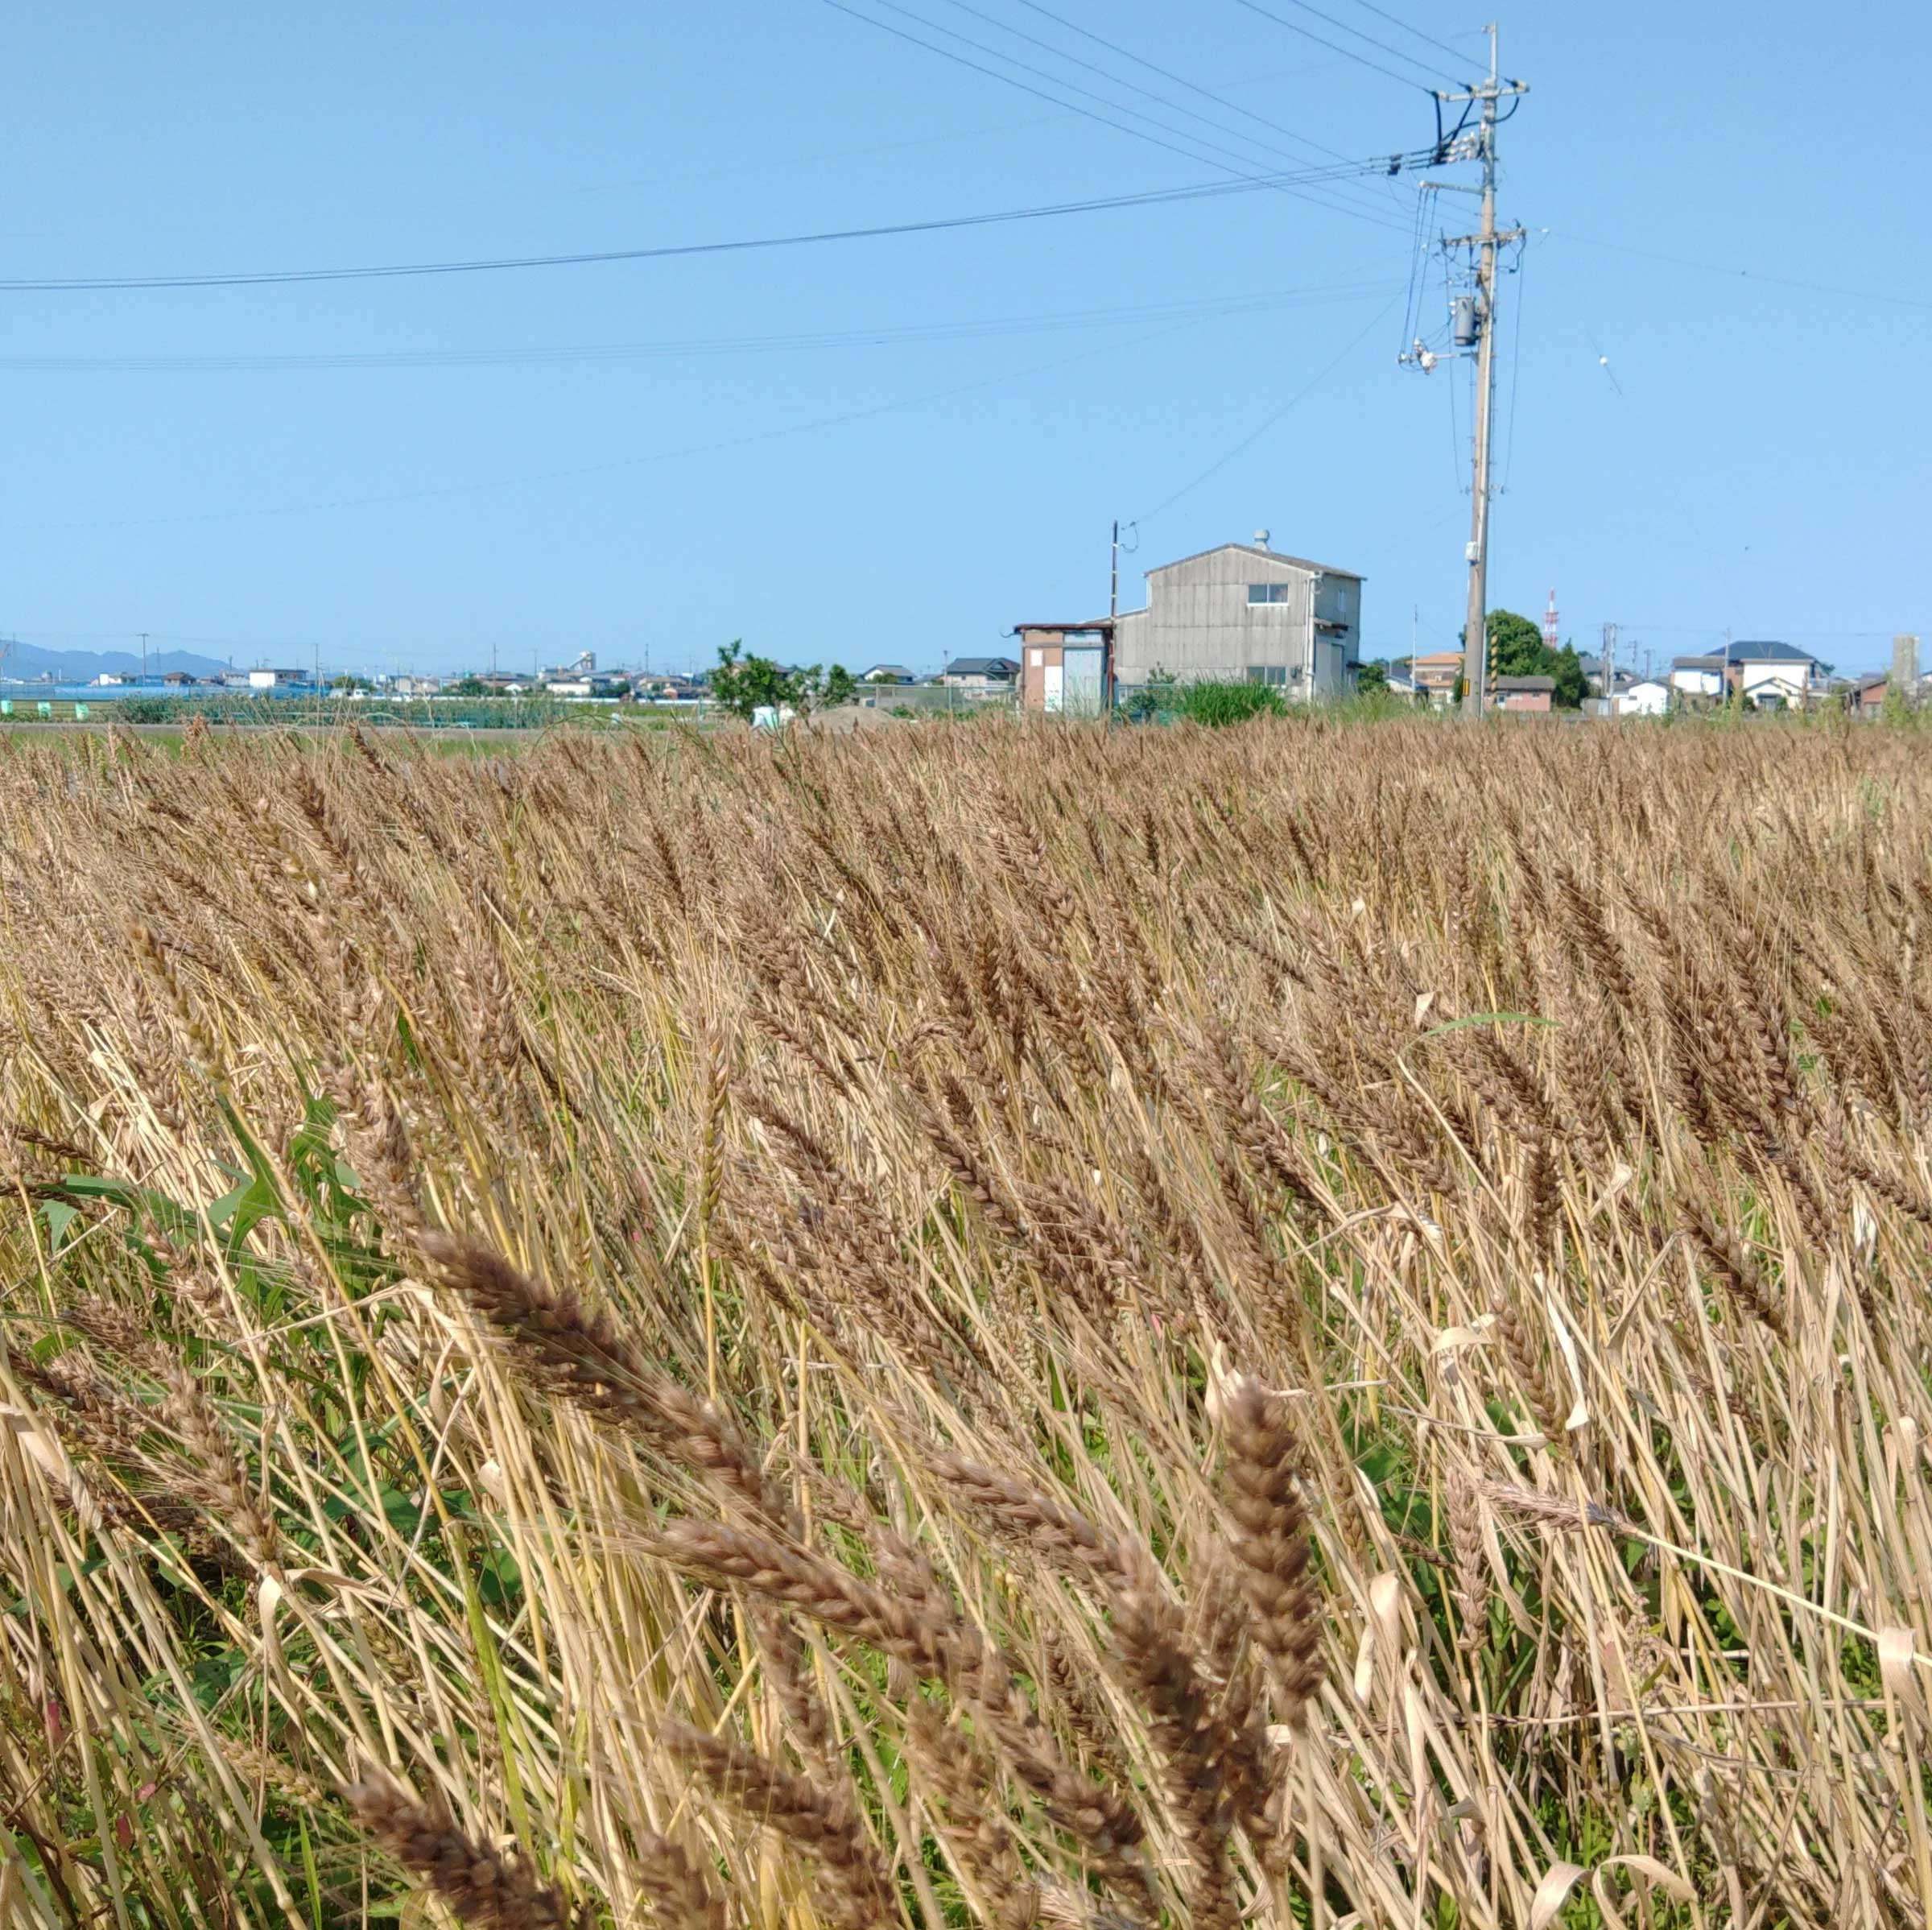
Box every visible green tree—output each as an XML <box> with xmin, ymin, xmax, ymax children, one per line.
<box><xmin>709</xmin><ymin>641</ymin><xmax>800</xmax><ymax>722</ymax></box>
<box><xmin>709</xmin><ymin>645</ymin><xmax>859</xmax><ymax>721</ymax></box>
<box><xmin>446</xmin><ymin>676</ymin><xmax>491</xmax><ymax>697</ymax></box>
<box><xmin>1550</xmin><ymin>643</ymin><xmax>1589</xmax><ymax>710</ymax></box>
<box><xmin>1485</xmin><ymin>610</ymin><xmax>1548</xmax><ymax>680</ymax></box>
<box><xmin>1355</xmin><ymin>659</ymin><xmax>1389</xmax><ymax>695</ymax></box>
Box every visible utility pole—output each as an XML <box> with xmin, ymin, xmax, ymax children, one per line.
<box><xmin>1601</xmin><ymin>621</ymin><xmax>1618</xmax><ymax>720</ymax></box>
<box><xmin>1420</xmin><ymin>26</ymin><xmax>1528</xmax><ymax>718</ymax></box>
<box><xmin>1106</xmin><ymin>518</ymin><xmax>1121</xmax><ymax>717</ymax></box>
<box><xmin>139</xmin><ymin>631</ymin><xmax>148</xmax><ymax>683</ymax></box>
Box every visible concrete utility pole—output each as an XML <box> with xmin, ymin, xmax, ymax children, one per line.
<box><xmin>1894</xmin><ymin>633</ymin><xmax>1922</xmax><ymax>708</ymax></box>
<box><xmin>1437</xmin><ymin>27</ymin><xmax>1528</xmax><ymax>718</ymax></box>
<box><xmin>139</xmin><ymin>631</ymin><xmax>148</xmax><ymax>683</ymax></box>
<box><xmin>1601</xmin><ymin>620</ymin><xmax>1618</xmax><ymax>720</ymax></box>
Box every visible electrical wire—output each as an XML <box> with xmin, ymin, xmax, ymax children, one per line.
<box><xmin>1339</xmin><ymin>0</ymin><xmax>1478</xmax><ymax>70</ymax></box>
<box><xmin>951</xmin><ymin>0</ymin><xmax>1414</xmax><ymax>229</ymax></box>
<box><xmin>0</xmin><ymin>279</ymin><xmax>1402</xmax><ymax>373</ymax></box>
<box><xmin>34</xmin><ymin>288</ymin><xmax>1393</xmax><ymax>535</ymax></box>
<box><xmin>1397</xmin><ymin>182</ymin><xmax>1434</xmax><ymax>349</ymax></box>
<box><xmin>1130</xmin><ymin>291</ymin><xmax>1403</xmax><ymax>521</ymax></box>
<box><xmin>869</xmin><ymin>0</ymin><xmax>1413</xmax><ymax>229</ymax></box>
<box><xmin>1500</xmin><ymin>234</ymin><xmax>1527</xmax><ymax>493</ymax></box>
<box><xmin>0</xmin><ymin>163</ymin><xmax>1406</xmax><ymax>294</ymax></box>
<box><xmin>1255</xmin><ymin>0</ymin><xmax>1463</xmax><ymax>85</ymax></box>
<box><xmin>1550</xmin><ymin>231</ymin><xmax>1932</xmax><ymax>314</ymax></box>
<box><xmin>1228</xmin><ymin>0</ymin><xmax>1448</xmax><ymax>92</ymax></box>
<box><xmin>824</xmin><ymin>0</ymin><xmax>1417</xmax><ymax>233</ymax></box>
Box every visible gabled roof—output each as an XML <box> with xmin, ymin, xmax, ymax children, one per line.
<box><xmin>1146</xmin><ymin>542</ymin><xmax>1363</xmax><ymax>581</ymax></box>
<box><xmin>1009</xmin><ymin>619</ymin><xmax>1116</xmax><ymax>635</ymax></box>
<box><xmin>943</xmin><ymin>656</ymin><xmax>1019</xmax><ymax>676</ymax></box>
<box><xmin>1672</xmin><ymin>655</ymin><xmax>1725</xmax><ymax>670</ymax></box>
<box><xmin>1494</xmin><ymin>676</ymin><xmax>1555</xmax><ymax>692</ymax></box>
<box><xmin>1721</xmin><ymin>639</ymin><xmax>1818</xmax><ymax>664</ymax></box>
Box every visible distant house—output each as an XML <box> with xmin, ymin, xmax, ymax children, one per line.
<box><xmin>1724</xmin><ymin>640</ymin><xmax>1820</xmax><ymax>707</ymax></box>
<box><xmin>246</xmin><ymin>667</ymin><xmax>308</xmax><ymax>692</ymax></box>
<box><xmin>1410</xmin><ymin>651</ymin><xmax>1463</xmax><ymax>707</ymax></box>
<box><xmin>161</xmin><ymin>670</ymin><xmax>201</xmax><ymax>688</ymax></box>
<box><xmin>1672</xmin><ymin>641</ymin><xmax>1821</xmax><ymax>707</ymax></box>
<box><xmin>1615</xmin><ymin>679</ymin><xmax>1670</xmax><ymax>717</ymax></box>
<box><xmin>1849</xmin><ymin>673</ymin><xmax>1890</xmax><ymax>717</ymax></box>
<box><xmin>390</xmin><ymin>675</ymin><xmax>443</xmax><ymax>698</ymax></box>
<box><xmin>861</xmin><ymin>663</ymin><xmax>917</xmax><ymax>685</ymax></box>
<box><xmin>1492</xmin><ymin>675</ymin><xmax>1554</xmax><ymax>714</ymax></box>
<box><xmin>93</xmin><ymin>672</ymin><xmax>127</xmax><ymax>686</ymax></box>
<box><xmin>940</xmin><ymin>656</ymin><xmax>1020</xmax><ymax>692</ymax></box>
<box><xmin>1670</xmin><ymin>655</ymin><xmax>1726</xmax><ymax>702</ymax></box>
<box><xmin>546</xmin><ymin>679</ymin><xmax>595</xmax><ymax>698</ymax></box>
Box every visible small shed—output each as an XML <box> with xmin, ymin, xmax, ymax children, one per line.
<box><xmin>1012</xmin><ymin>622</ymin><xmax>1116</xmax><ymax>714</ymax></box>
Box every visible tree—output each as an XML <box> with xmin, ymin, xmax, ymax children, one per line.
<box><xmin>1355</xmin><ymin>659</ymin><xmax>1389</xmax><ymax>696</ymax></box>
<box><xmin>446</xmin><ymin>676</ymin><xmax>491</xmax><ymax>697</ymax></box>
<box><xmin>1550</xmin><ymin>643</ymin><xmax>1589</xmax><ymax>710</ymax></box>
<box><xmin>709</xmin><ymin>645</ymin><xmax>857</xmax><ymax>722</ymax></box>
<box><xmin>1486</xmin><ymin>610</ymin><xmax>1548</xmax><ymax>680</ymax></box>
<box><xmin>709</xmin><ymin>641</ymin><xmax>800</xmax><ymax>722</ymax></box>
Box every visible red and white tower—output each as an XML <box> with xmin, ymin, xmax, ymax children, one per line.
<box><xmin>1543</xmin><ymin>588</ymin><xmax>1560</xmax><ymax>654</ymax></box>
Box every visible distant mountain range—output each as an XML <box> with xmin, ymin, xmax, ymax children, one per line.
<box><xmin>0</xmin><ymin>641</ymin><xmax>232</xmax><ymax>681</ymax></box>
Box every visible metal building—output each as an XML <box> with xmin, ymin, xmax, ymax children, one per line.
<box><xmin>1111</xmin><ymin>534</ymin><xmax>1362</xmax><ymax>699</ymax></box>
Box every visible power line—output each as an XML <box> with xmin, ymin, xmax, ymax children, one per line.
<box><xmin>0</xmin><ymin>279</ymin><xmax>1401</xmax><ymax>373</ymax></box>
<box><xmin>824</xmin><ymin>0</ymin><xmax>1417</xmax><ymax>233</ymax></box>
<box><xmin>1550</xmin><ymin>230</ymin><xmax>1932</xmax><ymax>314</ymax></box>
<box><xmin>941</xmin><ymin>0</ymin><xmax>1413</xmax><ymax>229</ymax></box>
<box><xmin>1131</xmin><ymin>291</ymin><xmax>1402</xmax><ymax>521</ymax></box>
<box><xmin>1500</xmin><ymin>234</ymin><xmax>1529</xmax><ymax>493</ymax></box>
<box><xmin>36</xmin><ymin>290</ymin><xmax>1387</xmax><ymax>534</ymax></box>
<box><xmin>1256</xmin><ymin>0</ymin><xmax>1464</xmax><ymax>84</ymax></box>
<box><xmin>0</xmin><ymin>164</ymin><xmax>1403</xmax><ymax>293</ymax></box>
<box><xmin>1228</xmin><ymin>0</ymin><xmax>1449</xmax><ymax>92</ymax></box>
<box><xmin>1339</xmin><ymin>0</ymin><xmax>1480</xmax><ymax>69</ymax></box>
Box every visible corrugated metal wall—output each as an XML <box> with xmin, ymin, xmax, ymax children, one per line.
<box><xmin>1112</xmin><ymin>550</ymin><xmax>1360</xmax><ymax>699</ymax></box>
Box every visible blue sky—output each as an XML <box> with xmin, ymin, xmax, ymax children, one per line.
<box><xmin>3</xmin><ymin>2</ymin><xmax>1926</xmax><ymax>678</ymax></box>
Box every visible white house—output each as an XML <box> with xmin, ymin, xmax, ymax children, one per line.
<box><xmin>1616</xmin><ymin>680</ymin><xmax>1670</xmax><ymax>717</ymax></box>
<box><xmin>1727</xmin><ymin>641</ymin><xmax>1820</xmax><ymax>707</ymax></box>
<box><xmin>1670</xmin><ymin>655</ymin><xmax>1726</xmax><ymax>701</ymax></box>
<box><xmin>1670</xmin><ymin>641</ymin><xmax>1821</xmax><ymax>706</ymax></box>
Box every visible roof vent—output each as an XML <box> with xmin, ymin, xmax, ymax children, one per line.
<box><xmin>1253</xmin><ymin>527</ymin><xmax>1270</xmax><ymax>549</ymax></box>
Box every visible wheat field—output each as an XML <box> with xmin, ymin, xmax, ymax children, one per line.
<box><xmin>1</xmin><ymin>714</ymin><xmax>1929</xmax><ymax>1928</ymax></box>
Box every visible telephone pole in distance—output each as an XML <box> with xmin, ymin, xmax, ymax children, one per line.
<box><xmin>1435</xmin><ymin>27</ymin><xmax>1527</xmax><ymax>717</ymax></box>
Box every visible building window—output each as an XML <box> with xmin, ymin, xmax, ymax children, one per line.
<box><xmin>1247</xmin><ymin>583</ymin><xmax>1294</xmax><ymax>605</ymax></box>
<box><xmin>1244</xmin><ymin>664</ymin><xmax>1289</xmax><ymax>688</ymax></box>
